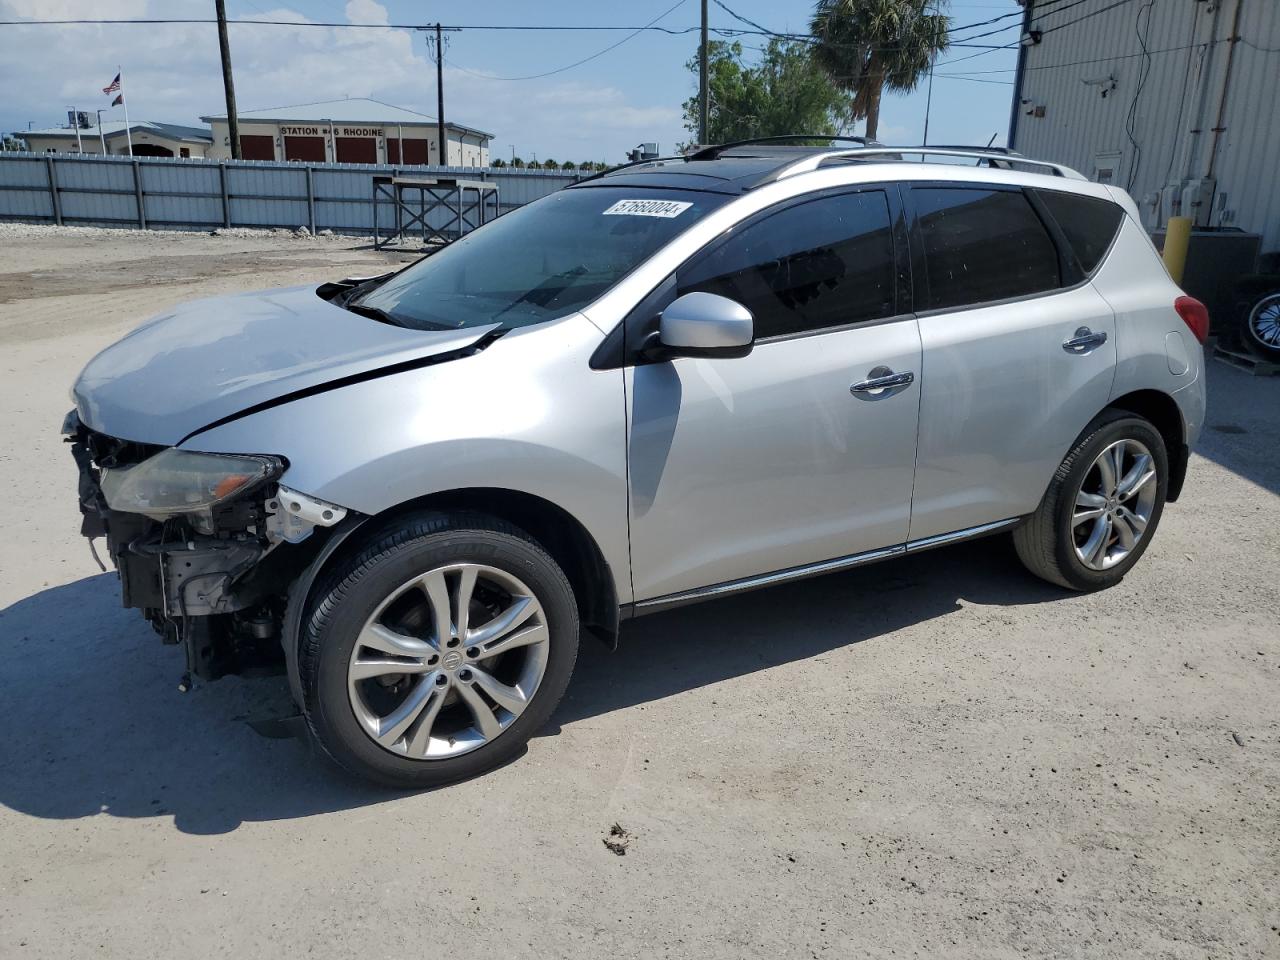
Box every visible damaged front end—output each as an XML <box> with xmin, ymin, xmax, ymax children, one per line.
<box><xmin>65</xmin><ymin>410</ymin><xmax>350</xmax><ymax>687</ymax></box>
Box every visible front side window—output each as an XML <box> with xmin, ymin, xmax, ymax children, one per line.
<box><xmin>354</xmin><ymin>186</ymin><xmax>729</xmax><ymax>332</ymax></box>
<box><xmin>913</xmin><ymin>187</ymin><xmax>1060</xmax><ymax>311</ymax></box>
<box><xmin>676</xmin><ymin>190</ymin><xmax>897</xmax><ymax>339</ymax></box>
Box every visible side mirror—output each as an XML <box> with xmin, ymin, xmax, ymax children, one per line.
<box><xmin>655</xmin><ymin>292</ymin><xmax>754</xmax><ymax>359</ymax></box>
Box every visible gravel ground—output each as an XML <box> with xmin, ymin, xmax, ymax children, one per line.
<box><xmin>0</xmin><ymin>225</ymin><xmax>1276</xmax><ymax>959</ymax></box>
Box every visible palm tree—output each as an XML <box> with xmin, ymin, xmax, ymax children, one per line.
<box><xmin>810</xmin><ymin>0</ymin><xmax>949</xmax><ymax>141</ymax></box>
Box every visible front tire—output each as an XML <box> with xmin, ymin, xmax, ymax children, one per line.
<box><xmin>1014</xmin><ymin>412</ymin><xmax>1168</xmax><ymax>591</ymax></box>
<box><xmin>299</xmin><ymin>511</ymin><xmax>579</xmax><ymax>788</ymax></box>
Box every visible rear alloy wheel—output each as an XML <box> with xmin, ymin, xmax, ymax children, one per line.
<box><xmin>1244</xmin><ymin>292</ymin><xmax>1280</xmax><ymax>360</ymax></box>
<box><xmin>300</xmin><ymin>512</ymin><xmax>578</xmax><ymax>788</ymax></box>
<box><xmin>1014</xmin><ymin>412</ymin><xmax>1169</xmax><ymax>591</ymax></box>
<box><xmin>1070</xmin><ymin>439</ymin><xmax>1159</xmax><ymax>571</ymax></box>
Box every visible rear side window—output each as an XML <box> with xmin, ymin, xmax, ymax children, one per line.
<box><xmin>912</xmin><ymin>187</ymin><xmax>1060</xmax><ymax>311</ymax></box>
<box><xmin>677</xmin><ymin>190</ymin><xmax>896</xmax><ymax>339</ymax></box>
<box><xmin>1034</xmin><ymin>189</ymin><xmax>1125</xmax><ymax>274</ymax></box>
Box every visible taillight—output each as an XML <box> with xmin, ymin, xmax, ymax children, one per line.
<box><xmin>1174</xmin><ymin>295</ymin><xmax>1210</xmax><ymax>344</ymax></box>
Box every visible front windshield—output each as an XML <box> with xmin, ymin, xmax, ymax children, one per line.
<box><xmin>354</xmin><ymin>186</ymin><xmax>729</xmax><ymax>332</ymax></box>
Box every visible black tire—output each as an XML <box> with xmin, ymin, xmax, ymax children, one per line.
<box><xmin>1013</xmin><ymin>411</ymin><xmax>1169</xmax><ymax>592</ymax></box>
<box><xmin>299</xmin><ymin>511</ymin><xmax>579</xmax><ymax>789</ymax></box>
<box><xmin>1241</xmin><ymin>291</ymin><xmax>1280</xmax><ymax>360</ymax></box>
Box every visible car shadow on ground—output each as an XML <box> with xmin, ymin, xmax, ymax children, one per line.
<box><xmin>0</xmin><ymin>536</ymin><xmax>1064</xmax><ymax>835</ymax></box>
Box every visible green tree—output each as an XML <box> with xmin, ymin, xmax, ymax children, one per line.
<box><xmin>810</xmin><ymin>0</ymin><xmax>949</xmax><ymax>141</ymax></box>
<box><xmin>511</xmin><ymin>156</ymin><xmax>525</xmax><ymax>168</ymax></box>
<box><xmin>682</xmin><ymin>38</ymin><xmax>849</xmax><ymax>146</ymax></box>
<box><xmin>542</xmin><ymin>158</ymin><xmax>557</xmax><ymax>169</ymax></box>
<box><xmin>561</xmin><ymin>160</ymin><xmax>577</xmax><ymax>171</ymax></box>
<box><xmin>490</xmin><ymin>157</ymin><xmax>507</xmax><ymax>167</ymax></box>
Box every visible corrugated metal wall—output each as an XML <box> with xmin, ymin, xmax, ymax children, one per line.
<box><xmin>1011</xmin><ymin>0</ymin><xmax>1280</xmax><ymax>252</ymax></box>
<box><xmin>0</xmin><ymin>152</ymin><xmax>582</xmax><ymax>234</ymax></box>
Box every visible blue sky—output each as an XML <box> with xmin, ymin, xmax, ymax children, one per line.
<box><xmin>0</xmin><ymin>0</ymin><xmax>1021</xmax><ymax>161</ymax></box>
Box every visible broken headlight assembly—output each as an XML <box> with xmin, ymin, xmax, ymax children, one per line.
<box><xmin>99</xmin><ymin>449</ymin><xmax>283</xmax><ymax>524</ymax></box>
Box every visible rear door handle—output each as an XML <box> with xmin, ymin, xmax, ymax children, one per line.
<box><xmin>850</xmin><ymin>366</ymin><xmax>915</xmax><ymax>396</ymax></box>
<box><xmin>1063</xmin><ymin>327</ymin><xmax>1108</xmax><ymax>353</ymax></box>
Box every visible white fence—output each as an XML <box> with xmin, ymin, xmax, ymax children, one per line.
<box><xmin>0</xmin><ymin>151</ymin><xmax>583</xmax><ymax>234</ymax></box>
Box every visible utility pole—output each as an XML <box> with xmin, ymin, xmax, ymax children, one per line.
<box><xmin>698</xmin><ymin>0</ymin><xmax>709</xmax><ymax>145</ymax></box>
<box><xmin>434</xmin><ymin>23</ymin><xmax>446</xmax><ymax>166</ymax></box>
<box><xmin>215</xmin><ymin>0</ymin><xmax>241</xmax><ymax>159</ymax></box>
<box><xmin>922</xmin><ymin>54</ymin><xmax>934</xmax><ymax>146</ymax></box>
<box><xmin>420</xmin><ymin>24</ymin><xmax>458</xmax><ymax>166</ymax></box>
<box><xmin>68</xmin><ymin>107</ymin><xmax>83</xmax><ymax>153</ymax></box>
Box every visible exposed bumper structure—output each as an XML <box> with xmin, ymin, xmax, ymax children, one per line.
<box><xmin>67</xmin><ymin>411</ymin><xmax>351</xmax><ymax>684</ymax></box>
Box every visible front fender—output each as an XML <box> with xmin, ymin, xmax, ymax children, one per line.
<box><xmin>182</xmin><ymin>315</ymin><xmax>631</xmax><ymax>604</ymax></box>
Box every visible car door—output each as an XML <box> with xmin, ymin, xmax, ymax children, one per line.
<box><xmin>902</xmin><ymin>182</ymin><xmax>1119</xmax><ymax>542</ymax></box>
<box><xmin>626</xmin><ymin>186</ymin><xmax>923</xmax><ymax>604</ymax></box>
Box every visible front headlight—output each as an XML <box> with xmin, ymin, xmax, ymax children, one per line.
<box><xmin>100</xmin><ymin>449</ymin><xmax>283</xmax><ymax>520</ymax></box>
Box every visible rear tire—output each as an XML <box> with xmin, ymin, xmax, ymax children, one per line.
<box><xmin>1014</xmin><ymin>412</ymin><xmax>1168</xmax><ymax>591</ymax></box>
<box><xmin>299</xmin><ymin>511</ymin><xmax>579</xmax><ymax>789</ymax></box>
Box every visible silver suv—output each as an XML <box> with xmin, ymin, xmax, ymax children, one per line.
<box><xmin>66</xmin><ymin>143</ymin><xmax>1208</xmax><ymax>787</ymax></box>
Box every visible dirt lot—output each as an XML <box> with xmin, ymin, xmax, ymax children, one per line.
<box><xmin>0</xmin><ymin>224</ymin><xmax>1276</xmax><ymax>959</ymax></box>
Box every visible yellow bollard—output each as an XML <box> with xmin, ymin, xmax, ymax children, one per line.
<box><xmin>1163</xmin><ymin>215</ymin><xmax>1192</xmax><ymax>285</ymax></box>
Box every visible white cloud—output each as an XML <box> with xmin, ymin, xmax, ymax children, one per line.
<box><xmin>0</xmin><ymin>0</ymin><xmax>681</xmax><ymax>158</ymax></box>
<box><xmin>344</xmin><ymin>0</ymin><xmax>389</xmax><ymax>27</ymax></box>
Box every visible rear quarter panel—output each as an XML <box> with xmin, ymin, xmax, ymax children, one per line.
<box><xmin>1092</xmin><ymin>215</ymin><xmax>1205</xmax><ymax>446</ymax></box>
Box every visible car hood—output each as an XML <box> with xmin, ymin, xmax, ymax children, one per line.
<box><xmin>73</xmin><ymin>284</ymin><xmax>499</xmax><ymax>445</ymax></box>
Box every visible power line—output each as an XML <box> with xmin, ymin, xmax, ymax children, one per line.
<box><xmin>931</xmin><ymin>74</ymin><xmax>1015</xmax><ymax>86</ymax></box>
<box><xmin>936</xmin><ymin>34</ymin><xmax>1259</xmax><ymax>78</ymax></box>
<box><xmin>444</xmin><ymin>0</ymin><xmax>688</xmax><ymax>82</ymax></box>
<box><xmin>0</xmin><ymin>16</ymin><xmax>701</xmax><ymax>32</ymax></box>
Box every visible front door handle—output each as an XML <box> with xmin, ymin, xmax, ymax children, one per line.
<box><xmin>1063</xmin><ymin>327</ymin><xmax>1108</xmax><ymax>354</ymax></box>
<box><xmin>850</xmin><ymin>366</ymin><xmax>915</xmax><ymax>396</ymax></box>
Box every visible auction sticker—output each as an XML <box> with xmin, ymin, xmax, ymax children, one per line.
<box><xmin>602</xmin><ymin>198</ymin><xmax>693</xmax><ymax>218</ymax></box>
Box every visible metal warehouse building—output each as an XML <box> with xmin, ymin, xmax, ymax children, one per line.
<box><xmin>1010</xmin><ymin>0</ymin><xmax>1280</xmax><ymax>251</ymax></box>
<box><xmin>202</xmin><ymin>97</ymin><xmax>492</xmax><ymax>167</ymax></box>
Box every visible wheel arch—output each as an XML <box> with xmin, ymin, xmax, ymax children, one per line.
<box><xmin>279</xmin><ymin>487</ymin><xmax>620</xmax><ymax>707</ymax></box>
<box><xmin>374</xmin><ymin>488</ymin><xmax>621</xmax><ymax>649</ymax></box>
<box><xmin>1106</xmin><ymin>389</ymin><xmax>1188</xmax><ymax>501</ymax></box>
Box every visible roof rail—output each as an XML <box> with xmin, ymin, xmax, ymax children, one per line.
<box><xmin>909</xmin><ymin>145</ymin><xmax>1024</xmax><ymax>156</ymax></box>
<box><xmin>687</xmin><ymin>135</ymin><xmax>883</xmax><ymax>162</ymax></box>
<box><xmin>572</xmin><ymin>154</ymin><xmax>688</xmax><ymax>185</ymax></box>
<box><xmin>773</xmin><ymin>147</ymin><xmax>1085</xmax><ymax>181</ymax></box>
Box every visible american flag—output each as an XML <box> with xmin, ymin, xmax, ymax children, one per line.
<box><xmin>102</xmin><ymin>73</ymin><xmax>121</xmax><ymax>96</ymax></box>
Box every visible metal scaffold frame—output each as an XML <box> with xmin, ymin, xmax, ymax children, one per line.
<box><xmin>372</xmin><ymin>175</ymin><xmax>500</xmax><ymax>249</ymax></box>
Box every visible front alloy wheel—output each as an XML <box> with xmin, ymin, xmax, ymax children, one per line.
<box><xmin>300</xmin><ymin>512</ymin><xmax>579</xmax><ymax>788</ymax></box>
<box><xmin>348</xmin><ymin>563</ymin><xmax>549</xmax><ymax>759</ymax></box>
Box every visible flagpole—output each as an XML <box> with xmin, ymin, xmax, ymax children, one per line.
<box><xmin>119</xmin><ymin>65</ymin><xmax>133</xmax><ymax>155</ymax></box>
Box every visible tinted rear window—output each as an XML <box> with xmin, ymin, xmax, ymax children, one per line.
<box><xmin>1035</xmin><ymin>189</ymin><xmax>1125</xmax><ymax>274</ymax></box>
<box><xmin>913</xmin><ymin>187</ymin><xmax>1060</xmax><ymax>311</ymax></box>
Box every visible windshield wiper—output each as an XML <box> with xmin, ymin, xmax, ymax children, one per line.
<box><xmin>344</xmin><ymin>302</ymin><xmax>404</xmax><ymax>327</ymax></box>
